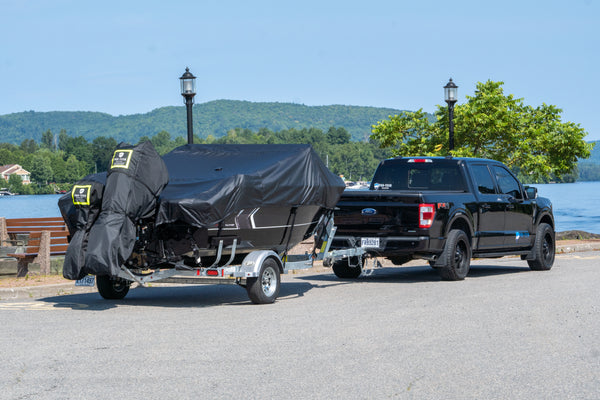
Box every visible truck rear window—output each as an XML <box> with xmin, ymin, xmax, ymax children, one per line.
<box><xmin>371</xmin><ymin>161</ymin><xmax>466</xmax><ymax>191</ymax></box>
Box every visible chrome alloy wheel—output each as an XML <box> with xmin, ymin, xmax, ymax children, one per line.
<box><xmin>261</xmin><ymin>266</ymin><xmax>277</xmax><ymax>297</ymax></box>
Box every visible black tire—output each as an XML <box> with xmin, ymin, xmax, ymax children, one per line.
<box><xmin>332</xmin><ymin>257</ymin><xmax>363</xmax><ymax>279</ymax></box>
<box><xmin>527</xmin><ymin>223</ymin><xmax>555</xmax><ymax>271</ymax></box>
<box><xmin>437</xmin><ymin>230</ymin><xmax>471</xmax><ymax>281</ymax></box>
<box><xmin>246</xmin><ymin>257</ymin><xmax>281</xmax><ymax>304</ymax></box>
<box><xmin>96</xmin><ymin>275</ymin><xmax>131</xmax><ymax>300</ymax></box>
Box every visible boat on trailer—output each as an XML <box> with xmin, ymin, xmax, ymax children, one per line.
<box><xmin>59</xmin><ymin>142</ymin><xmax>350</xmax><ymax>303</ymax></box>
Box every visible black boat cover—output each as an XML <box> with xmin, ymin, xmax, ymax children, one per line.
<box><xmin>59</xmin><ymin>143</ymin><xmax>343</xmax><ymax>279</ymax></box>
<box><xmin>81</xmin><ymin>141</ymin><xmax>168</xmax><ymax>277</ymax></box>
<box><xmin>156</xmin><ymin>144</ymin><xmax>345</xmax><ymax>228</ymax></box>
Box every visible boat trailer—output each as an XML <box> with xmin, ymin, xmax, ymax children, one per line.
<box><xmin>79</xmin><ymin>216</ymin><xmax>367</xmax><ymax>304</ymax></box>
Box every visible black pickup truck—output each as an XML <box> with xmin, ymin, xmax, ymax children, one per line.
<box><xmin>330</xmin><ymin>156</ymin><xmax>555</xmax><ymax>280</ymax></box>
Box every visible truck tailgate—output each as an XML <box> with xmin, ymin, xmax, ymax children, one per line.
<box><xmin>334</xmin><ymin>191</ymin><xmax>423</xmax><ymax>235</ymax></box>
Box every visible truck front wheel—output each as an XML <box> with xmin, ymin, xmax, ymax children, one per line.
<box><xmin>437</xmin><ymin>230</ymin><xmax>471</xmax><ymax>281</ymax></box>
<box><xmin>527</xmin><ymin>223</ymin><xmax>555</xmax><ymax>271</ymax></box>
<box><xmin>332</xmin><ymin>257</ymin><xmax>363</xmax><ymax>279</ymax></box>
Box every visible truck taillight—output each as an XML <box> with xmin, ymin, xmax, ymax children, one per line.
<box><xmin>419</xmin><ymin>203</ymin><xmax>435</xmax><ymax>228</ymax></box>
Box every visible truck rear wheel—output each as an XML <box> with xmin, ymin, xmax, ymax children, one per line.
<box><xmin>437</xmin><ymin>230</ymin><xmax>471</xmax><ymax>281</ymax></box>
<box><xmin>246</xmin><ymin>257</ymin><xmax>281</xmax><ymax>304</ymax></box>
<box><xmin>97</xmin><ymin>275</ymin><xmax>131</xmax><ymax>300</ymax></box>
<box><xmin>332</xmin><ymin>257</ymin><xmax>363</xmax><ymax>279</ymax></box>
<box><xmin>527</xmin><ymin>223</ymin><xmax>555</xmax><ymax>271</ymax></box>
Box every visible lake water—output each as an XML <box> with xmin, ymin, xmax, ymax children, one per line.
<box><xmin>1</xmin><ymin>182</ymin><xmax>599</xmax><ymax>233</ymax></box>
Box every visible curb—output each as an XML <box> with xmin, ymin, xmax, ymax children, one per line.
<box><xmin>1</xmin><ymin>243</ymin><xmax>598</xmax><ymax>300</ymax></box>
<box><xmin>556</xmin><ymin>242</ymin><xmax>600</xmax><ymax>254</ymax></box>
<box><xmin>0</xmin><ymin>283</ymin><xmax>97</xmax><ymax>300</ymax></box>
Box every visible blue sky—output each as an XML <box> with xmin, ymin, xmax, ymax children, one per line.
<box><xmin>1</xmin><ymin>0</ymin><xmax>599</xmax><ymax>140</ymax></box>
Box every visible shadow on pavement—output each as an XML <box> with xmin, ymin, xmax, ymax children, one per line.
<box><xmin>36</xmin><ymin>263</ymin><xmax>531</xmax><ymax>310</ymax></box>
<box><xmin>297</xmin><ymin>263</ymin><xmax>531</xmax><ymax>284</ymax></box>
<box><xmin>38</xmin><ymin>279</ymin><xmax>329</xmax><ymax>310</ymax></box>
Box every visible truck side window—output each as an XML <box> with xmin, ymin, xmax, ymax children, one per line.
<box><xmin>492</xmin><ymin>166</ymin><xmax>522</xmax><ymax>199</ymax></box>
<box><xmin>471</xmin><ymin>165</ymin><xmax>496</xmax><ymax>194</ymax></box>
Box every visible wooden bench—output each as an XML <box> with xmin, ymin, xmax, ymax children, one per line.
<box><xmin>0</xmin><ymin>217</ymin><xmax>69</xmax><ymax>277</ymax></box>
<box><xmin>3</xmin><ymin>217</ymin><xmax>68</xmax><ymax>236</ymax></box>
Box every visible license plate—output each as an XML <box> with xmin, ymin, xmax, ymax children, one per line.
<box><xmin>361</xmin><ymin>237</ymin><xmax>380</xmax><ymax>248</ymax></box>
<box><xmin>75</xmin><ymin>275</ymin><xmax>95</xmax><ymax>287</ymax></box>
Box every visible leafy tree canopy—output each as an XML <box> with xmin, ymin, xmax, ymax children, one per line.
<box><xmin>371</xmin><ymin>80</ymin><xmax>594</xmax><ymax>182</ymax></box>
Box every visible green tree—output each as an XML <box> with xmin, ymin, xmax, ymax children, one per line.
<box><xmin>30</xmin><ymin>155</ymin><xmax>54</xmax><ymax>184</ymax></box>
<box><xmin>327</xmin><ymin>127</ymin><xmax>351</xmax><ymax>145</ymax></box>
<box><xmin>92</xmin><ymin>136</ymin><xmax>118</xmax><ymax>172</ymax></box>
<box><xmin>41</xmin><ymin>129</ymin><xmax>55</xmax><ymax>150</ymax></box>
<box><xmin>371</xmin><ymin>80</ymin><xmax>593</xmax><ymax>182</ymax></box>
<box><xmin>0</xmin><ymin>147</ymin><xmax>17</xmax><ymax>165</ymax></box>
<box><xmin>20</xmin><ymin>139</ymin><xmax>38</xmax><ymax>154</ymax></box>
<box><xmin>64</xmin><ymin>155</ymin><xmax>85</xmax><ymax>182</ymax></box>
<box><xmin>7</xmin><ymin>173</ymin><xmax>24</xmax><ymax>194</ymax></box>
<box><xmin>59</xmin><ymin>131</ymin><xmax>91</xmax><ymax>164</ymax></box>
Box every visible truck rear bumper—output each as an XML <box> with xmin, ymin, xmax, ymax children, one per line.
<box><xmin>331</xmin><ymin>235</ymin><xmax>442</xmax><ymax>256</ymax></box>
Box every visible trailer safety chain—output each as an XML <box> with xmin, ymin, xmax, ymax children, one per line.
<box><xmin>362</xmin><ymin>258</ymin><xmax>383</xmax><ymax>277</ymax></box>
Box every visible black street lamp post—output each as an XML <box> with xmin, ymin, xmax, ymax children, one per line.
<box><xmin>180</xmin><ymin>67</ymin><xmax>197</xmax><ymax>144</ymax></box>
<box><xmin>444</xmin><ymin>78</ymin><xmax>458</xmax><ymax>152</ymax></box>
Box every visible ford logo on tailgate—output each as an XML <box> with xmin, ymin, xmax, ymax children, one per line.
<box><xmin>361</xmin><ymin>208</ymin><xmax>377</xmax><ymax>215</ymax></box>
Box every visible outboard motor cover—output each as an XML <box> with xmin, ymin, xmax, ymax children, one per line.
<box><xmin>84</xmin><ymin>141</ymin><xmax>168</xmax><ymax>277</ymax></box>
<box><xmin>59</xmin><ymin>173</ymin><xmax>106</xmax><ymax>280</ymax></box>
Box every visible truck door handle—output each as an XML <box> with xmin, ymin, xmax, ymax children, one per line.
<box><xmin>506</xmin><ymin>204</ymin><xmax>515</xmax><ymax>210</ymax></box>
<box><xmin>481</xmin><ymin>204</ymin><xmax>491</xmax><ymax>210</ymax></box>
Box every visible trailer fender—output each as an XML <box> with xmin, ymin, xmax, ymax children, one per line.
<box><xmin>235</xmin><ymin>250</ymin><xmax>283</xmax><ymax>278</ymax></box>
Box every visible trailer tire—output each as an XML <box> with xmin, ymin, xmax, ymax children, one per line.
<box><xmin>246</xmin><ymin>257</ymin><xmax>281</xmax><ymax>304</ymax></box>
<box><xmin>332</xmin><ymin>257</ymin><xmax>363</xmax><ymax>279</ymax></box>
<box><xmin>527</xmin><ymin>223</ymin><xmax>555</xmax><ymax>271</ymax></box>
<box><xmin>97</xmin><ymin>275</ymin><xmax>131</xmax><ymax>300</ymax></box>
<box><xmin>437</xmin><ymin>229</ymin><xmax>471</xmax><ymax>281</ymax></box>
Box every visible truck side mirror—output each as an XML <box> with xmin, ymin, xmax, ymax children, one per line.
<box><xmin>525</xmin><ymin>186</ymin><xmax>537</xmax><ymax>200</ymax></box>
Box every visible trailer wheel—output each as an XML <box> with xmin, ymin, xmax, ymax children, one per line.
<box><xmin>332</xmin><ymin>257</ymin><xmax>363</xmax><ymax>279</ymax></box>
<box><xmin>247</xmin><ymin>257</ymin><xmax>281</xmax><ymax>304</ymax></box>
<box><xmin>527</xmin><ymin>223</ymin><xmax>555</xmax><ymax>271</ymax></box>
<box><xmin>437</xmin><ymin>230</ymin><xmax>471</xmax><ymax>281</ymax></box>
<box><xmin>97</xmin><ymin>275</ymin><xmax>131</xmax><ymax>300</ymax></box>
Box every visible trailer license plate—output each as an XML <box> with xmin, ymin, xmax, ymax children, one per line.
<box><xmin>75</xmin><ymin>275</ymin><xmax>95</xmax><ymax>287</ymax></box>
<box><xmin>361</xmin><ymin>238</ymin><xmax>380</xmax><ymax>248</ymax></box>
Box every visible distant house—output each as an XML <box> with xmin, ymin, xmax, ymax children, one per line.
<box><xmin>0</xmin><ymin>164</ymin><xmax>31</xmax><ymax>185</ymax></box>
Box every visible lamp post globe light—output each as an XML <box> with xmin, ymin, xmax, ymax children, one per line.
<box><xmin>180</xmin><ymin>67</ymin><xmax>196</xmax><ymax>144</ymax></box>
<box><xmin>444</xmin><ymin>78</ymin><xmax>458</xmax><ymax>152</ymax></box>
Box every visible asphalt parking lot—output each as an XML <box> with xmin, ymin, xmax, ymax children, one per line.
<box><xmin>1</xmin><ymin>252</ymin><xmax>599</xmax><ymax>399</ymax></box>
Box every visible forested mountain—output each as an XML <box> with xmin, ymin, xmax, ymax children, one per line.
<box><xmin>0</xmin><ymin>100</ymin><xmax>409</xmax><ymax>144</ymax></box>
<box><xmin>583</xmin><ymin>140</ymin><xmax>600</xmax><ymax>163</ymax></box>
<box><xmin>578</xmin><ymin>140</ymin><xmax>600</xmax><ymax>181</ymax></box>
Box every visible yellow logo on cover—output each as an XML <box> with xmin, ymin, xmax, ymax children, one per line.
<box><xmin>72</xmin><ymin>185</ymin><xmax>92</xmax><ymax>206</ymax></box>
<box><xmin>111</xmin><ymin>149</ymin><xmax>133</xmax><ymax>169</ymax></box>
